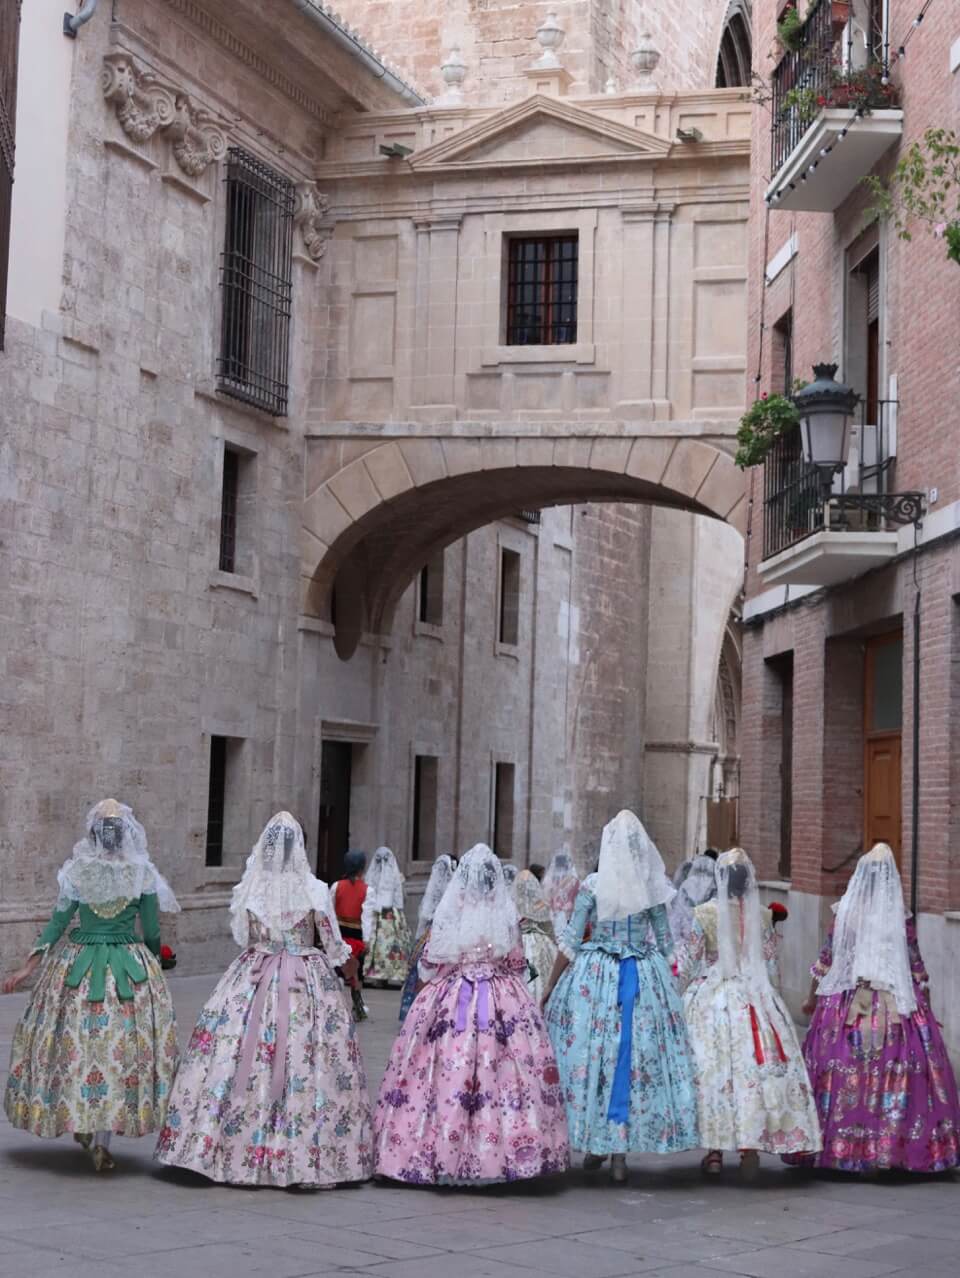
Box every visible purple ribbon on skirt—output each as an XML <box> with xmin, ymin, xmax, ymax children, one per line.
<box><xmin>235</xmin><ymin>949</ymin><xmax>307</xmax><ymax>1103</ymax></box>
<box><xmin>455</xmin><ymin>974</ymin><xmax>491</xmax><ymax>1031</ymax></box>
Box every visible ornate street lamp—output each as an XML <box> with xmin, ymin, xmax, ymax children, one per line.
<box><xmin>793</xmin><ymin>362</ymin><xmax>925</xmax><ymax>525</ymax></box>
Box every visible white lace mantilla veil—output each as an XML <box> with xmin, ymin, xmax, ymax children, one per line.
<box><xmin>361</xmin><ymin>845</ymin><xmax>405</xmax><ymax>941</ymax></box>
<box><xmin>513</xmin><ymin>868</ymin><xmax>551</xmax><ymax>925</ymax></box>
<box><xmin>593</xmin><ymin>809</ymin><xmax>675</xmax><ymax>923</ymax></box>
<box><xmin>501</xmin><ymin>863</ymin><xmax>519</xmax><ymax>887</ymax></box>
<box><xmin>56</xmin><ymin>798</ymin><xmax>180</xmax><ymax>912</ymax></box>
<box><xmin>715</xmin><ymin>848</ymin><xmax>774</xmax><ymax>995</ymax></box>
<box><xmin>543</xmin><ymin>850</ymin><xmax>579</xmax><ymax>907</ymax></box>
<box><xmin>817</xmin><ymin>842</ymin><xmax>916</xmax><ymax>1015</ymax></box>
<box><xmin>669</xmin><ymin>853</ymin><xmax>718</xmax><ymax>947</ymax></box>
<box><xmin>425</xmin><ymin>844</ymin><xmax>520</xmax><ymax>965</ymax></box>
<box><xmin>416</xmin><ymin>853</ymin><xmax>457</xmax><ymax>937</ymax></box>
<box><xmin>229</xmin><ymin>811</ymin><xmax>339</xmax><ymax>948</ymax></box>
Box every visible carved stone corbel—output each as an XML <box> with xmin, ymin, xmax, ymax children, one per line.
<box><xmin>101</xmin><ymin>51</ymin><xmax>176</xmax><ymax>144</ymax></box>
<box><xmin>167</xmin><ymin>94</ymin><xmax>228</xmax><ymax>177</ymax></box>
<box><xmin>294</xmin><ymin>182</ymin><xmax>332</xmax><ymax>260</ymax></box>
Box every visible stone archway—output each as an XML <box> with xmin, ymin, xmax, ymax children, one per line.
<box><xmin>301</xmin><ymin>427</ymin><xmax>747</xmax><ymax>659</ymax></box>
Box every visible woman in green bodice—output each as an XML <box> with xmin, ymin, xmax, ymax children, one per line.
<box><xmin>3</xmin><ymin>798</ymin><xmax>180</xmax><ymax>1171</ymax></box>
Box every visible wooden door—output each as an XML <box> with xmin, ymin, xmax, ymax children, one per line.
<box><xmin>864</xmin><ymin>735</ymin><xmax>902</xmax><ymax>853</ymax></box>
<box><xmin>318</xmin><ymin>741</ymin><xmax>352</xmax><ymax>882</ymax></box>
<box><xmin>863</xmin><ymin>632</ymin><xmax>903</xmax><ymax>863</ymax></box>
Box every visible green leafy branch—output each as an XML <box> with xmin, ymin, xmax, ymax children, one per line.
<box><xmin>866</xmin><ymin>127</ymin><xmax>960</xmax><ymax>266</ymax></box>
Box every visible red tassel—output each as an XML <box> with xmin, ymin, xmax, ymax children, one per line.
<box><xmin>749</xmin><ymin>1004</ymin><xmax>765</xmax><ymax>1064</ymax></box>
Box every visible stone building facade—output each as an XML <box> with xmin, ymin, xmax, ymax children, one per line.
<box><xmin>0</xmin><ymin>0</ymin><xmax>748</xmax><ymax>971</ymax></box>
<box><xmin>739</xmin><ymin>0</ymin><xmax>960</xmax><ymax>1059</ymax></box>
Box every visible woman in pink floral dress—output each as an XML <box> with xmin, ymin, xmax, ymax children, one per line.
<box><xmin>156</xmin><ymin>812</ymin><xmax>373</xmax><ymax>1187</ymax></box>
<box><xmin>374</xmin><ymin>845</ymin><xmax>569</xmax><ymax>1185</ymax></box>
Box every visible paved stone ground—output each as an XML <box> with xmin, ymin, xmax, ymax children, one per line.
<box><xmin>1</xmin><ymin>974</ymin><xmax>958</xmax><ymax>1278</ymax></box>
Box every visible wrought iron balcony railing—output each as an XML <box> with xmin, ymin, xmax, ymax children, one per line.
<box><xmin>770</xmin><ymin>0</ymin><xmax>837</xmax><ymax>174</ymax></box>
<box><xmin>762</xmin><ymin>400</ymin><xmax>915</xmax><ymax>560</ymax></box>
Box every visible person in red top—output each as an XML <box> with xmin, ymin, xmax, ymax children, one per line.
<box><xmin>332</xmin><ymin>850</ymin><xmax>368</xmax><ymax>1019</ymax></box>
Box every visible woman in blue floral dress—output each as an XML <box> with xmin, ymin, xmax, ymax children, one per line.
<box><xmin>542</xmin><ymin>810</ymin><xmax>699</xmax><ymax>1182</ymax></box>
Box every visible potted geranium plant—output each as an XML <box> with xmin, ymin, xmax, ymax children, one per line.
<box><xmin>776</xmin><ymin>4</ymin><xmax>804</xmax><ymax>53</ymax></box>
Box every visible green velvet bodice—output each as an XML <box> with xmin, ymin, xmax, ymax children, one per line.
<box><xmin>31</xmin><ymin>895</ymin><xmax>162</xmax><ymax>1001</ymax></box>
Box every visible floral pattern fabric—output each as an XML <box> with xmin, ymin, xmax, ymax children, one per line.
<box><xmin>520</xmin><ymin>920</ymin><xmax>557</xmax><ymax>1007</ymax></box>
<box><xmin>374</xmin><ymin>946</ymin><xmax>569</xmax><ymax>1184</ymax></box>
<box><xmin>545</xmin><ymin>888</ymin><xmax>699</xmax><ymax>1155</ymax></box>
<box><xmin>678</xmin><ymin>902</ymin><xmax>821</xmax><ymax>1155</ymax></box>
<box><xmin>784</xmin><ymin>920</ymin><xmax>960</xmax><ymax>1173</ymax></box>
<box><xmin>365</xmin><ymin>909</ymin><xmax>411</xmax><ymax>986</ymax></box>
<box><xmin>5</xmin><ymin>898</ymin><xmax>179</xmax><ymax>1138</ymax></box>
<box><xmin>155</xmin><ymin>912</ymin><xmax>373</xmax><ymax>1187</ymax></box>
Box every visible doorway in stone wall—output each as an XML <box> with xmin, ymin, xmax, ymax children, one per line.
<box><xmin>318</xmin><ymin>740</ymin><xmax>352</xmax><ymax>882</ymax></box>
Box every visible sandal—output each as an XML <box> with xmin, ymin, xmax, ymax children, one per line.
<box><xmin>739</xmin><ymin>1150</ymin><xmax>759</xmax><ymax>1181</ymax></box>
<box><xmin>583</xmin><ymin>1153</ymin><xmax>608</xmax><ymax>1171</ymax></box>
<box><xmin>701</xmin><ymin>1150</ymin><xmax>723</xmax><ymax>1176</ymax></box>
<box><xmin>73</xmin><ymin>1133</ymin><xmax>92</xmax><ymax>1152</ymax></box>
<box><xmin>91</xmin><ymin>1145</ymin><xmax>116</xmax><ymax>1173</ymax></box>
<box><xmin>610</xmin><ymin>1154</ymin><xmax>627</xmax><ymax>1184</ymax></box>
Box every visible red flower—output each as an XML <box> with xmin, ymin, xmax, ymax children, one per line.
<box><xmin>770</xmin><ymin>901</ymin><xmax>789</xmax><ymax>923</ymax></box>
<box><xmin>160</xmin><ymin>945</ymin><xmax>174</xmax><ymax>961</ymax></box>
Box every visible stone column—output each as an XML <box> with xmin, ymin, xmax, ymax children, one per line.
<box><xmin>411</xmin><ymin>213</ymin><xmax>462</xmax><ymax>418</ymax></box>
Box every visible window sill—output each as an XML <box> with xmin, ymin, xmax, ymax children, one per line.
<box><xmin>209</xmin><ymin>569</ymin><xmax>259</xmax><ymax>599</ymax></box>
<box><xmin>481</xmin><ymin>342</ymin><xmax>595</xmax><ymax>367</ymax></box>
<box><xmin>495</xmin><ymin>640</ymin><xmax>520</xmax><ymax>661</ymax></box>
<box><xmin>195</xmin><ymin>377</ymin><xmax>289</xmax><ymax>428</ymax></box>
<box><xmin>414</xmin><ymin>619</ymin><xmax>444</xmax><ymax>641</ymax></box>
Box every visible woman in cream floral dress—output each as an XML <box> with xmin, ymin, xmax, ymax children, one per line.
<box><xmin>678</xmin><ymin>848</ymin><xmax>820</xmax><ymax>1177</ymax></box>
<box><xmin>155</xmin><ymin>812</ymin><xmax>372</xmax><ymax>1187</ymax></box>
<box><xmin>362</xmin><ymin>846</ymin><xmax>411</xmax><ymax>987</ymax></box>
<box><xmin>4</xmin><ymin>799</ymin><xmax>180</xmax><ymax>1172</ymax></box>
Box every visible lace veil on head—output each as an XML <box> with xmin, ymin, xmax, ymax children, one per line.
<box><xmin>669</xmin><ymin>852</ymin><xmax>719</xmax><ymax>948</ymax></box>
<box><xmin>56</xmin><ymin>798</ymin><xmax>179</xmax><ymax>912</ymax></box>
<box><xmin>416</xmin><ymin>853</ymin><xmax>457</xmax><ymax>937</ymax></box>
<box><xmin>365</xmin><ymin>846</ymin><xmax>404</xmax><ymax>910</ymax></box>
<box><xmin>715</xmin><ymin>848</ymin><xmax>772</xmax><ymax>993</ymax></box>
<box><xmin>425</xmin><ymin>844</ymin><xmax>519</xmax><ymax>965</ymax></box>
<box><xmin>818</xmin><ymin>842</ymin><xmax>916</xmax><ymax>1015</ymax></box>
<box><xmin>513</xmin><ymin>868</ymin><xmax>551</xmax><ymax>924</ymax></box>
<box><xmin>229</xmin><ymin>811</ymin><xmax>334</xmax><ymax>947</ymax></box>
<box><xmin>593</xmin><ymin>810</ymin><xmax>675</xmax><ymax>922</ymax></box>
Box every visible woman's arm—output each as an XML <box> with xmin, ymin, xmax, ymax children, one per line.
<box><xmin>3</xmin><ymin>899</ymin><xmax>79</xmax><ymax>991</ymax></box>
<box><xmin>675</xmin><ymin>918</ymin><xmax>705</xmax><ymax>994</ymax></box>
<box><xmin>540</xmin><ymin>951</ymin><xmax>570</xmax><ymax>1007</ymax></box>
<box><xmin>649</xmin><ymin>903</ymin><xmax>675</xmax><ymax>964</ymax></box>
<box><xmin>139</xmin><ymin>894</ymin><xmax>162</xmax><ymax>956</ymax></box>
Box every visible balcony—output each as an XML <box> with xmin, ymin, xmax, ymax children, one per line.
<box><xmin>758</xmin><ymin>403</ymin><xmax>922</xmax><ymax>588</ymax></box>
<box><xmin>765</xmin><ymin>0</ymin><xmax>903</xmax><ymax>213</ymax></box>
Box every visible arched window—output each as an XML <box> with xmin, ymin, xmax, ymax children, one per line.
<box><xmin>715</xmin><ymin>0</ymin><xmax>753</xmax><ymax>88</ymax></box>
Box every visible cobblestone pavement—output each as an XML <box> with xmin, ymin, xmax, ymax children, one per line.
<box><xmin>2</xmin><ymin>975</ymin><xmax>958</xmax><ymax>1278</ymax></box>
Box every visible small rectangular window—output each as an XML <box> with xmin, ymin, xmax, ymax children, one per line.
<box><xmin>773</xmin><ymin>309</ymin><xmax>793</xmax><ymax>396</ymax></box>
<box><xmin>499</xmin><ymin>548</ymin><xmax>521</xmax><ymax>646</ymax></box>
<box><xmin>418</xmin><ymin>550</ymin><xmax>445</xmax><ymax>626</ymax></box>
<box><xmin>217</xmin><ymin>445</ymin><xmax>255</xmax><ymax>576</ymax></box>
<box><xmin>412</xmin><ymin>755</ymin><xmax>439</xmax><ymax>860</ymax></box>
<box><xmin>493</xmin><ymin>762</ymin><xmax>516</xmax><ymax>858</ymax></box>
<box><xmin>205</xmin><ymin>736</ymin><xmax>228</xmax><ymax>866</ymax></box>
<box><xmin>217</xmin><ymin>147</ymin><xmax>295</xmax><ymax>417</ymax></box>
<box><xmin>506</xmin><ymin>235</ymin><xmax>578</xmax><ymax>346</ymax></box>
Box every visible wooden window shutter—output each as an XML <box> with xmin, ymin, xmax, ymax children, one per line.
<box><xmin>0</xmin><ymin>0</ymin><xmax>21</xmax><ymax>350</ymax></box>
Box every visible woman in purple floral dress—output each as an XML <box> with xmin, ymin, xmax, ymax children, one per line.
<box><xmin>156</xmin><ymin>813</ymin><xmax>373</xmax><ymax>1187</ymax></box>
<box><xmin>787</xmin><ymin>843</ymin><xmax>960</xmax><ymax>1173</ymax></box>
<box><xmin>374</xmin><ymin>845</ymin><xmax>569</xmax><ymax>1185</ymax></box>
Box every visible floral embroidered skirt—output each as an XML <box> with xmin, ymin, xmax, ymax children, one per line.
<box><xmin>784</xmin><ymin>986</ymin><xmax>960</xmax><ymax>1172</ymax></box>
<box><xmin>4</xmin><ymin>941</ymin><xmax>179</xmax><ymax>1138</ymax></box>
<box><xmin>546</xmin><ymin>942</ymin><xmax>699</xmax><ymax>1155</ymax></box>
<box><xmin>683</xmin><ymin>970</ymin><xmax>821</xmax><ymax>1154</ymax></box>
<box><xmin>155</xmin><ymin>947</ymin><xmax>373</xmax><ymax>1186</ymax></box>
<box><xmin>374</xmin><ymin>961</ymin><xmax>569</xmax><ymax>1184</ymax></box>
<box><xmin>365</xmin><ymin>910</ymin><xmax>412</xmax><ymax>986</ymax></box>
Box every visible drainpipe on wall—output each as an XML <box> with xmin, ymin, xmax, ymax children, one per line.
<box><xmin>63</xmin><ymin>0</ymin><xmax>98</xmax><ymax>37</ymax></box>
<box><xmin>288</xmin><ymin>0</ymin><xmax>426</xmax><ymax>107</ymax></box>
<box><xmin>910</xmin><ymin>580</ymin><xmax>921</xmax><ymax>917</ymax></box>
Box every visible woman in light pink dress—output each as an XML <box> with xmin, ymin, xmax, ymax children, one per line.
<box><xmin>374</xmin><ymin>845</ymin><xmax>569</xmax><ymax>1185</ymax></box>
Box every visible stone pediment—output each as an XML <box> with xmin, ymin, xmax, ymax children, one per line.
<box><xmin>409</xmin><ymin>95</ymin><xmax>671</xmax><ymax>172</ymax></box>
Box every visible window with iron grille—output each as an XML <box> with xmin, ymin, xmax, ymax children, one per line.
<box><xmin>505</xmin><ymin>235</ymin><xmax>578</xmax><ymax>345</ymax></box>
<box><xmin>0</xmin><ymin>1</ymin><xmax>22</xmax><ymax>350</ymax></box>
<box><xmin>217</xmin><ymin>147</ymin><xmax>295</xmax><ymax>416</ymax></box>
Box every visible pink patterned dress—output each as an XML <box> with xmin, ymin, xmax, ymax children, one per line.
<box><xmin>374</xmin><ymin>944</ymin><xmax>569</xmax><ymax>1184</ymax></box>
<box><xmin>155</xmin><ymin>911</ymin><xmax>373</xmax><ymax>1186</ymax></box>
